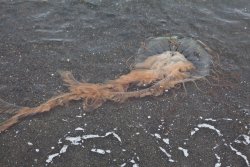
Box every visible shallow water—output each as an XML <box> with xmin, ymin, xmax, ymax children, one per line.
<box><xmin>1</xmin><ymin>0</ymin><xmax>249</xmax><ymax>60</ymax></box>
<box><xmin>0</xmin><ymin>0</ymin><xmax>249</xmax><ymax>167</ymax></box>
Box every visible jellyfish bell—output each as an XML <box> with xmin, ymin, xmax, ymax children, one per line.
<box><xmin>136</xmin><ymin>36</ymin><xmax>213</xmax><ymax>79</ymax></box>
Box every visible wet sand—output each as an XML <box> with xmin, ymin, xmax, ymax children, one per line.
<box><xmin>0</xmin><ymin>0</ymin><xmax>249</xmax><ymax>166</ymax></box>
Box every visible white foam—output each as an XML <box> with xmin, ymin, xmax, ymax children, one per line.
<box><xmin>197</xmin><ymin>123</ymin><xmax>223</xmax><ymax>136</ymax></box>
<box><xmin>234</xmin><ymin>134</ymin><xmax>250</xmax><ymax>145</ymax></box>
<box><xmin>163</xmin><ymin>138</ymin><xmax>169</xmax><ymax>145</ymax></box>
<box><xmin>106</xmin><ymin>150</ymin><xmax>111</xmax><ymax>153</ymax></box>
<box><xmin>46</xmin><ymin>145</ymin><xmax>69</xmax><ymax>163</ymax></box>
<box><xmin>159</xmin><ymin>147</ymin><xmax>175</xmax><ymax>162</ymax></box>
<box><xmin>229</xmin><ymin>144</ymin><xmax>249</xmax><ymax>166</ymax></box>
<box><xmin>213</xmin><ymin>144</ymin><xmax>219</xmax><ymax>150</ymax></box>
<box><xmin>178</xmin><ymin>147</ymin><xmax>189</xmax><ymax>157</ymax></box>
<box><xmin>214</xmin><ymin>154</ymin><xmax>221</xmax><ymax>167</ymax></box>
<box><xmin>47</xmin><ymin>131</ymin><xmax>122</xmax><ymax>164</ymax></box>
<box><xmin>191</xmin><ymin>128</ymin><xmax>199</xmax><ymax>136</ymax></box>
<box><xmin>130</xmin><ymin>159</ymin><xmax>139</xmax><ymax>167</ymax></box>
<box><xmin>222</xmin><ymin>118</ymin><xmax>233</xmax><ymax>121</ymax></box>
<box><xmin>120</xmin><ymin>163</ymin><xmax>126</xmax><ymax>167</ymax></box>
<box><xmin>204</xmin><ymin>118</ymin><xmax>217</xmax><ymax>122</ymax></box>
<box><xmin>154</xmin><ymin>133</ymin><xmax>161</xmax><ymax>139</ymax></box>
<box><xmin>82</xmin><ymin>134</ymin><xmax>100</xmax><ymax>139</ymax></box>
<box><xmin>60</xmin><ymin>145</ymin><xmax>68</xmax><ymax>154</ymax></box>
<box><xmin>105</xmin><ymin>132</ymin><xmax>122</xmax><ymax>142</ymax></box>
<box><xmin>58</xmin><ymin>138</ymin><xmax>62</xmax><ymax>144</ymax></box>
<box><xmin>65</xmin><ymin>136</ymin><xmax>82</xmax><ymax>145</ymax></box>
<box><xmin>91</xmin><ymin>148</ymin><xmax>106</xmax><ymax>154</ymax></box>
<box><xmin>204</xmin><ymin>118</ymin><xmax>233</xmax><ymax>122</ymax></box>
<box><xmin>46</xmin><ymin>153</ymin><xmax>59</xmax><ymax>163</ymax></box>
<box><xmin>75</xmin><ymin>127</ymin><xmax>84</xmax><ymax>131</ymax></box>
<box><xmin>81</xmin><ymin>132</ymin><xmax>122</xmax><ymax>142</ymax></box>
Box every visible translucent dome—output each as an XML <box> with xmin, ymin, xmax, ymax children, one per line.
<box><xmin>136</xmin><ymin>36</ymin><xmax>212</xmax><ymax>78</ymax></box>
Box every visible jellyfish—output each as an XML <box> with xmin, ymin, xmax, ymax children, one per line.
<box><xmin>0</xmin><ymin>36</ymin><xmax>213</xmax><ymax>132</ymax></box>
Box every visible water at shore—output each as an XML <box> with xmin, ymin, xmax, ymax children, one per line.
<box><xmin>0</xmin><ymin>0</ymin><xmax>249</xmax><ymax>166</ymax></box>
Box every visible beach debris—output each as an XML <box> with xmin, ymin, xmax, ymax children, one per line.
<box><xmin>0</xmin><ymin>36</ymin><xmax>212</xmax><ymax>132</ymax></box>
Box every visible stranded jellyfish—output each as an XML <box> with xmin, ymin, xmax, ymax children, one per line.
<box><xmin>0</xmin><ymin>36</ymin><xmax>212</xmax><ymax>132</ymax></box>
<box><xmin>136</xmin><ymin>36</ymin><xmax>212</xmax><ymax>78</ymax></box>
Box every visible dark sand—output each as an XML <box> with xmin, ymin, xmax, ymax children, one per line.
<box><xmin>0</xmin><ymin>0</ymin><xmax>249</xmax><ymax>166</ymax></box>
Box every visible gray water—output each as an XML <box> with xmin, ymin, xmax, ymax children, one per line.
<box><xmin>0</xmin><ymin>0</ymin><xmax>250</xmax><ymax>167</ymax></box>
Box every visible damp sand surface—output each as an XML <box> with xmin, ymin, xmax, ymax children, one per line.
<box><xmin>0</xmin><ymin>0</ymin><xmax>250</xmax><ymax>167</ymax></box>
